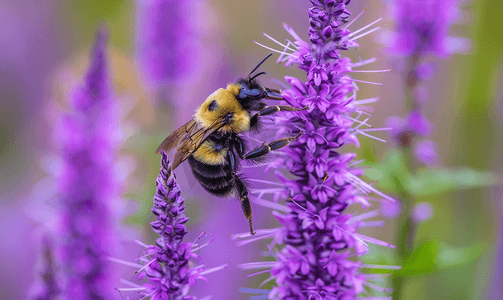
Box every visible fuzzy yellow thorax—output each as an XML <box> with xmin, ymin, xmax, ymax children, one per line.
<box><xmin>194</xmin><ymin>84</ymin><xmax>250</xmax><ymax>133</ymax></box>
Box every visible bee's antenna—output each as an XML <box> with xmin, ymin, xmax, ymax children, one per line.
<box><xmin>249</xmin><ymin>53</ymin><xmax>273</xmax><ymax>76</ymax></box>
<box><xmin>249</xmin><ymin>71</ymin><xmax>266</xmax><ymax>82</ymax></box>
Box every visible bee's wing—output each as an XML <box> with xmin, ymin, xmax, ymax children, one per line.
<box><xmin>171</xmin><ymin>120</ymin><xmax>224</xmax><ymax>170</ymax></box>
<box><xmin>156</xmin><ymin>119</ymin><xmax>199</xmax><ymax>154</ymax></box>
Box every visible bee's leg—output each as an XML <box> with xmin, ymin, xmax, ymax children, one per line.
<box><xmin>229</xmin><ymin>148</ymin><xmax>237</xmax><ymax>173</ymax></box>
<box><xmin>265</xmin><ymin>87</ymin><xmax>283</xmax><ymax>100</ymax></box>
<box><xmin>229</xmin><ymin>146</ymin><xmax>254</xmax><ymax>234</ymax></box>
<box><xmin>232</xmin><ymin>135</ymin><xmax>246</xmax><ymax>160</ymax></box>
<box><xmin>265</xmin><ymin>87</ymin><xmax>281</xmax><ymax>94</ymax></box>
<box><xmin>258</xmin><ymin>105</ymin><xmax>307</xmax><ymax>116</ymax></box>
<box><xmin>234</xmin><ymin>175</ymin><xmax>255</xmax><ymax>235</ymax></box>
<box><xmin>250</xmin><ymin>105</ymin><xmax>308</xmax><ymax>128</ymax></box>
<box><xmin>244</xmin><ymin>132</ymin><xmax>302</xmax><ymax>160</ymax></box>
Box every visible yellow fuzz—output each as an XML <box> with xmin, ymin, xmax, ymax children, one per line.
<box><xmin>192</xmin><ymin>140</ymin><xmax>228</xmax><ymax>165</ymax></box>
<box><xmin>225</xmin><ymin>83</ymin><xmax>241</xmax><ymax>97</ymax></box>
<box><xmin>195</xmin><ymin>84</ymin><xmax>250</xmax><ymax>133</ymax></box>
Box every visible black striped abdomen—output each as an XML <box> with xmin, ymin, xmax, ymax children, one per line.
<box><xmin>188</xmin><ymin>155</ymin><xmax>235</xmax><ymax>197</ymax></box>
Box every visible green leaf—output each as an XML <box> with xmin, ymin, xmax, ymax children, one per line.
<box><xmin>363</xmin><ymin>149</ymin><xmax>411</xmax><ymax>194</ymax></box>
<box><xmin>397</xmin><ymin>240</ymin><xmax>488</xmax><ymax>276</ymax></box>
<box><xmin>435</xmin><ymin>241</ymin><xmax>487</xmax><ymax>269</ymax></box>
<box><xmin>364</xmin><ymin>148</ymin><xmax>500</xmax><ymax>198</ymax></box>
<box><xmin>399</xmin><ymin>241</ymin><xmax>438</xmax><ymax>275</ymax></box>
<box><xmin>407</xmin><ymin>167</ymin><xmax>500</xmax><ymax>197</ymax></box>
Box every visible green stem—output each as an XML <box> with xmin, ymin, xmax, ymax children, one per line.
<box><xmin>391</xmin><ymin>168</ymin><xmax>415</xmax><ymax>300</ymax></box>
<box><xmin>393</xmin><ymin>54</ymin><xmax>422</xmax><ymax>299</ymax></box>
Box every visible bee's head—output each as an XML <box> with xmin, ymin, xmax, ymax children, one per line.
<box><xmin>236</xmin><ymin>78</ymin><xmax>267</xmax><ymax>101</ymax></box>
<box><xmin>194</xmin><ymin>53</ymin><xmax>279</xmax><ymax>132</ymax></box>
<box><xmin>239</xmin><ymin>53</ymin><xmax>275</xmax><ymax>99</ymax></box>
<box><xmin>232</xmin><ymin>53</ymin><xmax>280</xmax><ymax>109</ymax></box>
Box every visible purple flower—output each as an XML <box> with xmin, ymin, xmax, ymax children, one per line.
<box><xmin>411</xmin><ymin>202</ymin><xmax>434</xmax><ymax>223</ymax></box>
<box><xmin>136</xmin><ymin>0</ymin><xmax>198</xmax><ymax>87</ymax></box>
<box><xmin>382</xmin><ymin>0</ymin><xmax>469</xmax><ymax>160</ymax></box>
<box><xmin>134</xmin><ymin>151</ymin><xmax>226</xmax><ymax>299</ymax></box>
<box><xmin>308</xmin><ymin>0</ymin><xmax>351</xmax><ymax>48</ymax></box>
<box><xmin>414</xmin><ymin>139</ymin><xmax>438</xmax><ymax>166</ymax></box>
<box><xmin>54</xmin><ymin>28</ymin><xmax>119</xmax><ymax>299</ymax></box>
<box><xmin>381</xmin><ymin>201</ymin><xmax>402</xmax><ymax>219</ymax></box>
<box><xmin>386</xmin><ymin>110</ymin><xmax>432</xmax><ymax>148</ymax></box>
<box><xmin>302</xmin><ymin>84</ymin><xmax>331</xmax><ymax>113</ymax></box>
<box><xmin>297</xmin><ymin>122</ymin><xmax>327</xmax><ymax>153</ymax></box>
<box><xmin>391</xmin><ymin>0</ymin><xmax>467</xmax><ymax>57</ymax></box>
<box><xmin>406</xmin><ymin>110</ymin><xmax>432</xmax><ymax>136</ymax></box>
<box><xmin>239</xmin><ymin>1</ymin><xmax>397</xmax><ymax>299</ymax></box>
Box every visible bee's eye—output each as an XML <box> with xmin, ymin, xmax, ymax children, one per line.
<box><xmin>208</xmin><ymin>100</ymin><xmax>218</xmax><ymax>111</ymax></box>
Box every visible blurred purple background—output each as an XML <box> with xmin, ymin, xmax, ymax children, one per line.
<box><xmin>2</xmin><ymin>0</ymin><xmax>503</xmax><ymax>299</ymax></box>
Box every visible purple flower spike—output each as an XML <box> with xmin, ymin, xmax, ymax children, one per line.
<box><xmin>391</xmin><ymin>0</ymin><xmax>467</xmax><ymax>57</ymax></box>
<box><xmin>136</xmin><ymin>151</ymin><xmax>226</xmax><ymax>299</ymax></box>
<box><xmin>239</xmin><ymin>1</ymin><xmax>398</xmax><ymax>299</ymax></box>
<box><xmin>55</xmin><ymin>28</ymin><xmax>119</xmax><ymax>300</ymax></box>
<box><xmin>136</xmin><ymin>0</ymin><xmax>197</xmax><ymax>87</ymax></box>
<box><xmin>308</xmin><ymin>0</ymin><xmax>351</xmax><ymax>47</ymax></box>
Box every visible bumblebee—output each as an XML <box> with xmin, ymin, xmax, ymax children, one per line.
<box><xmin>156</xmin><ymin>53</ymin><xmax>305</xmax><ymax>235</ymax></box>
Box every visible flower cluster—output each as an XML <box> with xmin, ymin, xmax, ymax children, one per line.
<box><xmin>136</xmin><ymin>0</ymin><xmax>198</xmax><ymax>87</ymax></box>
<box><xmin>240</xmin><ymin>1</ymin><xmax>395</xmax><ymax>299</ymax></box>
<box><xmin>384</xmin><ymin>0</ymin><xmax>470</xmax><ymax>165</ymax></box>
<box><xmin>391</xmin><ymin>0</ymin><xmax>465</xmax><ymax>58</ymax></box>
<box><xmin>53</xmin><ymin>28</ymin><xmax>119</xmax><ymax>299</ymax></box>
<box><xmin>386</xmin><ymin>110</ymin><xmax>433</xmax><ymax>149</ymax></box>
<box><xmin>135</xmin><ymin>151</ymin><xmax>224</xmax><ymax>299</ymax></box>
<box><xmin>386</xmin><ymin>109</ymin><xmax>438</xmax><ymax>165</ymax></box>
